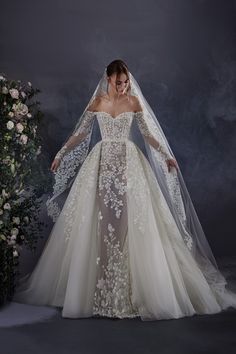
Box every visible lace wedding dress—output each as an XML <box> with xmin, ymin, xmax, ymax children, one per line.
<box><xmin>13</xmin><ymin>110</ymin><xmax>236</xmax><ymax>320</ymax></box>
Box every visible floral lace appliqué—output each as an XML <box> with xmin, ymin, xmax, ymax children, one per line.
<box><xmin>93</xmin><ymin>222</ymin><xmax>139</xmax><ymax>318</ymax></box>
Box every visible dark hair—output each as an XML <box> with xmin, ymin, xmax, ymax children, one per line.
<box><xmin>106</xmin><ymin>59</ymin><xmax>130</xmax><ymax>93</ymax></box>
<box><xmin>106</xmin><ymin>59</ymin><xmax>129</xmax><ymax>77</ymax></box>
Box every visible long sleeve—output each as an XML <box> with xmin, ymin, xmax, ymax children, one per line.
<box><xmin>135</xmin><ymin>112</ymin><xmax>173</xmax><ymax>160</ymax></box>
<box><xmin>54</xmin><ymin>110</ymin><xmax>95</xmax><ymax>160</ymax></box>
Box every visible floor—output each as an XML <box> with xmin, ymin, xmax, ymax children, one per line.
<box><xmin>0</xmin><ymin>257</ymin><xmax>235</xmax><ymax>354</ymax></box>
<box><xmin>0</xmin><ymin>307</ymin><xmax>236</xmax><ymax>354</ymax></box>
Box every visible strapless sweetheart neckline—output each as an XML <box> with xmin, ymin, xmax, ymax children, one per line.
<box><xmin>87</xmin><ymin>110</ymin><xmax>143</xmax><ymax>120</ymax></box>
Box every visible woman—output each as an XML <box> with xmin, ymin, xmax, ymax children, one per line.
<box><xmin>13</xmin><ymin>59</ymin><xmax>236</xmax><ymax>321</ymax></box>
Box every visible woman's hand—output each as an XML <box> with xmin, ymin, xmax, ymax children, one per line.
<box><xmin>166</xmin><ymin>158</ymin><xmax>178</xmax><ymax>172</ymax></box>
<box><xmin>50</xmin><ymin>158</ymin><xmax>61</xmax><ymax>173</ymax></box>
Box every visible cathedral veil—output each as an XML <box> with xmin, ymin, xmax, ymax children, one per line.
<box><xmin>46</xmin><ymin>67</ymin><xmax>229</xmax><ymax>297</ymax></box>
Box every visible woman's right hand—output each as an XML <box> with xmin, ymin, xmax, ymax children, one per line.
<box><xmin>50</xmin><ymin>158</ymin><xmax>61</xmax><ymax>173</ymax></box>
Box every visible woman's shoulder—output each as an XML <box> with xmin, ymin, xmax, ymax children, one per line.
<box><xmin>86</xmin><ymin>96</ymin><xmax>102</xmax><ymax>112</ymax></box>
<box><xmin>86</xmin><ymin>94</ymin><xmax>142</xmax><ymax>113</ymax></box>
<box><xmin>129</xmin><ymin>95</ymin><xmax>143</xmax><ymax>112</ymax></box>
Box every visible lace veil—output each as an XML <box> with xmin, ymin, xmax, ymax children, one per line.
<box><xmin>46</xmin><ymin>67</ymin><xmax>227</xmax><ymax>294</ymax></box>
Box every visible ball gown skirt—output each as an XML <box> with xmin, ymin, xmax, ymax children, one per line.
<box><xmin>13</xmin><ymin>112</ymin><xmax>236</xmax><ymax>321</ymax></box>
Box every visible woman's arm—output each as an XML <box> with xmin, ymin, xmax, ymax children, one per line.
<box><xmin>50</xmin><ymin>105</ymin><xmax>98</xmax><ymax>172</ymax></box>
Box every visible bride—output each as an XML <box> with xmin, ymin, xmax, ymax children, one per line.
<box><xmin>13</xmin><ymin>59</ymin><xmax>236</xmax><ymax>321</ymax></box>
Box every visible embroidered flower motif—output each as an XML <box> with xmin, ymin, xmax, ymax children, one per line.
<box><xmin>97</xmin><ymin>278</ymin><xmax>105</xmax><ymax>289</ymax></box>
<box><xmin>93</xmin><ymin>221</ymin><xmax>139</xmax><ymax>318</ymax></box>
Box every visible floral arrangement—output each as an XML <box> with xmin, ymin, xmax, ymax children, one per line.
<box><xmin>0</xmin><ymin>73</ymin><xmax>50</xmax><ymax>305</ymax></box>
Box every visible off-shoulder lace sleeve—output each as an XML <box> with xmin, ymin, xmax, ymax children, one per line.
<box><xmin>135</xmin><ymin>111</ymin><xmax>172</xmax><ymax>160</ymax></box>
<box><xmin>54</xmin><ymin>110</ymin><xmax>95</xmax><ymax>160</ymax></box>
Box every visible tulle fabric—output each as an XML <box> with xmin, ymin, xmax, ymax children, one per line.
<box><xmin>13</xmin><ymin>139</ymin><xmax>236</xmax><ymax>320</ymax></box>
<box><xmin>45</xmin><ymin>68</ymin><xmax>233</xmax><ymax>307</ymax></box>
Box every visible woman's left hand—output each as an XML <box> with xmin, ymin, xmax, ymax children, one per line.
<box><xmin>166</xmin><ymin>158</ymin><xmax>178</xmax><ymax>172</ymax></box>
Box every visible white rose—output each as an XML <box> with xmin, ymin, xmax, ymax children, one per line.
<box><xmin>6</xmin><ymin>120</ymin><xmax>14</xmax><ymax>130</ymax></box>
<box><xmin>27</xmin><ymin>112</ymin><xmax>32</xmax><ymax>118</ymax></box>
<box><xmin>20</xmin><ymin>103</ymin><xmax>29</xmax><ymax>115</ymax></box>
<box><xmin>13</xmin><ymin>250</ymin><xmax>18</xmax><ymax>257</ymax></box>
<box><xmin>3</xmin><ymin>203</ymin><xmax>11</xmax><ymax>210</ymax></box>
<box><xmin>2</xmin><ymin>86</ymin><xmax>8</xmax><ymax>94</ymax></box>
<box><xmin>9</xmin><ymin>88</ymin><xmax>19</xmax><ymax>99</ymax></box>
<box><xmin>0</xmin><ymin>75</ymin><xmax>6</xmax><ymax>81</ymax></box>
<box><xmin>12</xmin><ymin>216</ymin><xmax>20</xmax><ymax>225</ymax></box>
<box><xmin>16</xmin><ymin>123</ymin><xmax>24</xmax><ymax>133</ymax></box>
<box><xmin>11</xmin><ymin>228</ymin><xmax>19</xmax><ymax>236</ymax></box>
<box><xmin>12</xmin><ymin>102</ymin><xmax>28</xmax><ymax>116</ymax></box>
<box><xmin>11</xmin><ymin>234</ymin><xmax>17</xmax><ymax>240</ymax></box>
<box><xmin>8</xmin><ymin>239</ymin><xmax>16</xmax><ymax>246</ymax></box>
<box><xmin>20</xmin><ymin>134</ymin><xmax>28</xmax><ymax>144</ymax></box>
<box><xmin>8</xmin><ymin>111</ymin><xmax>14</xmax><ymax>117</ymax></box>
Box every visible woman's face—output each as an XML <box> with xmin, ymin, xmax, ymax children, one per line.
<box><xmin>107</xmin><ymin>72</ymin><xmax>129</xmax><ymax>94</ymax></box>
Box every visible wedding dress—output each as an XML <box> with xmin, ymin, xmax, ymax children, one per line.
<box><xmin>13</xmin><ymin>69</ymin><xmax>236</xmax><ymax>321</ymax></box>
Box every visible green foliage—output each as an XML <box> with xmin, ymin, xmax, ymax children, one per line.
<box><xmin>0</xmin><ymin>73</ymin><xmax>50</xmax><ymax>305</ymax></box>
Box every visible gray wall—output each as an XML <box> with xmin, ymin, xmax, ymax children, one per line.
<box><xmin>1</xmin><ymin>0</ymin><xmax>236</xmax><ymax>268</ymax></box>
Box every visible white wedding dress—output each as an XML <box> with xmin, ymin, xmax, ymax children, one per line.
<box><xmin>13</xmin><ymin>110</ymin><xmax>236</xmax><ymax>320</ymax></box>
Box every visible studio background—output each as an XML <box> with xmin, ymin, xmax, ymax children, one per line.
<box><xmin>1</xmin><ymin>0</ymin><xmax>236</xmax><ymax>274</ymax></box>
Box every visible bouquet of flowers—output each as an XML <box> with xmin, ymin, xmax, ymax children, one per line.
<box><xmin>0</xmin><ymin>73</ymin><xmax>49</xmax><ymax>305</ymax></box>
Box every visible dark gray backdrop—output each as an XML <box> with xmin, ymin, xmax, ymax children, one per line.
<box><xmin>1</xmin><ymin>0</ymin><xmax>236</xmax><ymax>272</ymax></box>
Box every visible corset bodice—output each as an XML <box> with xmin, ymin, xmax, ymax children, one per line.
<box><xmin>96</xmin><ymin>111</ymin><xmax>138</xmax><ymax>141</ymax></box>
